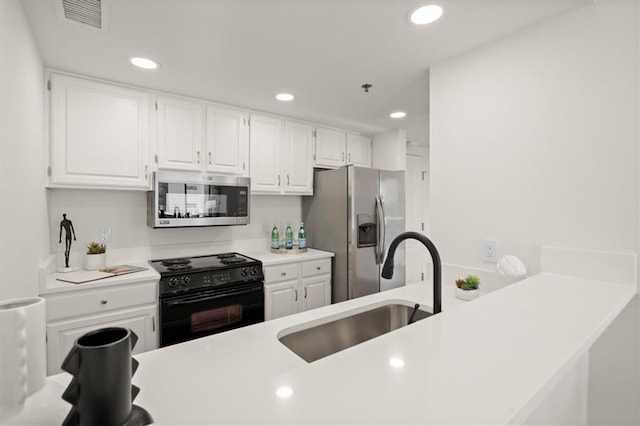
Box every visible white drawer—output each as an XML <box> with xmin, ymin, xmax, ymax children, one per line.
<box><xmin>302</xmin><ymin>258</ymin><xmax>331</xmax><ymax>277</ymax></box>
<box><xmin>45</xmin><ymin>281</ymin><xmax>157</xmax><ymax>321</ymax></box>
<box><xmin>264</xmin><ymin>263</ymin><xmax>300</xmax><ymax>284</ymax></box>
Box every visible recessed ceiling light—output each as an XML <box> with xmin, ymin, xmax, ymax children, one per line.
<box><xmin>275</xmin><ymin>386</ymin><xmax>293</xmax><ymax>399</ymax></box>
<box><xmin>276</xmin><ymin>93</ymin><xmax>295</xmax><ymax>101</ymax></box>
<box><xmin>130</xmin><ymin>57</ymin><xmax>158</xmax><ymax>70</ymax></box>
<box><xmin>410</xmin><ymin>5</ymin><xmax>443</xmax><ymax>25</ymax></box>
<box><xmin>390</xmin><ymin>111</ymin><xmax>407</xmax><ymax>119</ymax></box>
<box><xmin>389</xmin><ymin>358</ymin><xmax>405</xmax><ymax>368</ymax></box>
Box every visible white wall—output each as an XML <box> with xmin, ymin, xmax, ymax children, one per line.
<box><xmin>371</xmin><ymin>128</ymin><xmax>407</xmax><ymax>171</ymax></box>
<box><xmin>0</xmin><ymin>1</ymin><xmax>50</xmax><ymax>300</ymax></box>
<box><xmin>429</xmin><ymin>2</ymin><xmax>639</xmax><ymax>424</ymax></box>
<box><xmin>430</xmin><ymin>3</ymin><xmax>638</xmax><ymax>274</ymax></box>
<box><xmin>48</xmin><ymin>189</ymin><xmax>302</xmax><ymax>266</ymax></box>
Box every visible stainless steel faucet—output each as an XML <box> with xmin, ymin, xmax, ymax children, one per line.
<box><xmin>381</xmin><ymin>231</ymin><xmax>442</xmax><ymax>314</ymax></box>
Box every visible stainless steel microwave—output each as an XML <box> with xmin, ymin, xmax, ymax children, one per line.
<box><xmin>147</xmin><ymin>171</ymin><xmax>250</xmax><ymax>228</ymax></box>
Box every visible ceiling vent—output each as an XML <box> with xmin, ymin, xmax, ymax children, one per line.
<box><xmin>57</xmin><ymin>0</ymin><xmax>109</xmax><ymax>32</ymax></box>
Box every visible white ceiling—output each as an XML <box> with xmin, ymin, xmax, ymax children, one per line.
<box><xmin>22</xmin><ymin>0</ymin><xmax>588</xmax><ymax>145</ymax></box>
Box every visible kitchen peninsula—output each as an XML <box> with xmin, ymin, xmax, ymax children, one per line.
<box><xmin>10</xmin><ymin>248</ymin><xmax>636</xmax><ymax>425</ymax></box>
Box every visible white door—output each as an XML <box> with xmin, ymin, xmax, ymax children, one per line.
<box><xmin>284</xmin><ymin>121</ymin><xmax>314</xmax><ymax>194</ymax></box>
<box><xmin>301</xmin><ymin>276</ymin><xmax>331</xmax><ymax>312</ymax></box>
<box><xmin>314</xmin><ymin>127</ymin><xmax>346</xmax><ymax>168</ymax></box>
<box><xmin>49</xmin><ymin>73</ymin><xmax>150</xmax><ymax>189</ymax></box>
<box><xmin>157</xmin><ymin>96</ymin><xmax>204</xmax><ymax>171</ymax></box>
<box><xmin>264</xmin><ymin>281</ymin><xmax>299</xmax><ymax>320</ymax></box>
<box><xmin>249</xmin><ymin>114</ymin><xmax>283</xmax><ymax>194</ymax></box>
<box><xmin>346</xmin><ymin>133</ymin><xmax>372</xmax><ymax>167</ymax></box>
<box><xmin>46</xmin><ymin>306</ymin><xmax>156</xmax><ymax>375</ymax></box>
<box><xmin>405</xmin><ymin>151</ymin><xmax>428</xmax><ymax>284</ymax></box>
<box><xmin>205</xmin><ymin>106</ymin><xmax>249</xmax><ymax>175</ymax></box>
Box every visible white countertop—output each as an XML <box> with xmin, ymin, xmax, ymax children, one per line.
<box><xmin>246</xmin><ymin>247</ymin><xmax>334</xmax><ymax>266</ymax></box>
<box><xmin>39</xmin><ymin>249</ymin><xmax>333</xmax><ymax>295</ymax></box>
<box><xmin>40</xmin><ymin>263</ymin><xmax>161</xmax><ymax>295</ymax></box>
<box><xmin>15</xmin><ymin>271</ymin><xmax>636</xmax><ymax>425</ymax></box>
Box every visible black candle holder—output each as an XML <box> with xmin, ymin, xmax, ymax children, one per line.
<box><xmin>60</xmin><ymin>327</ymin><xmax>153</xmax><ymax>426</ymax></box>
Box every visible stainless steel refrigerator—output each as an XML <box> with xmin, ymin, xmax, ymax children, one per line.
<box><xmin>302</xmin><ymin>166</ymin><xmax>405</xmax><ymax>303</ymax></box>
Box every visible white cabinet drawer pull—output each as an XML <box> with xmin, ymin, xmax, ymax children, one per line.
<box><xmin>100</xmin><ymin>300</ymin><xmax>108</xmax><ymax>305</ymax></box>
<box><xmin>316</xmin><ymin>266</ymin><xmax>321</xmax><ymax>270</ymax></box>
<box><xmin>281</xmin><ymin>272</ymin><xmax>287</xmax><ymax>276</ymax></box>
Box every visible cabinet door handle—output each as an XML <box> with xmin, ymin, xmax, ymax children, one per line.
<box><xmin>348</xmin><ymin>153</ymin><xmax>352</xmax><ymax>163</ymax></box>
<box><xmin>295</xmin><ymin>289</ymin><xmax>298</xmax><ymax>302</ymax></box>
<box><xmin>304</xmin><ymin>287</ymin><xmax>307</xmax><ymax>298</ymax></box>
<box><xmin>243</xmin><ymin>162</ymin><xmax>246</xmax><ymax>171</ymax></box>
<box><xmin>278</xmin><ymin>175</ymin><xmax>281</xmax><ymax>186</ymax></box>
<box><xmin>281</xmin><ymin>272</ymin><xmax>287</xmax><ymax>276</ymax></box>
<box><xmin>287</xmin><ymin>174</ymin><xmax>290</xmax><ymax>185</ymax></box>
<box><xmin>100</xmin><ymin>300</ymin><xmax>108</xmax><ymax>305</ymax></box>
<box><xmin>208</xmin><ymin>152</ymin><xmax>212</xmax><ymax>165</ymax></box>
<box><xmin>197</xmin><ymin>151</ymin><xmax>201</xmax><ymax>163</ymax></box>
<box><xmin>152</xmin><ymin>316</ymin><xmax>156</xmax><ymax>332</ymax></box>
<box><xmin>316</xmin><ymin>266</ymin><xmax>321</xmax><ymax>270</ymax></box>
<box><xmin>342</xmin><ymin>152</ymin><xmax>345</xmax><ymax>161</ymax></box>
<box><xmin>144</xmin><ymin>165</ymin><xmax>148</xmax><ymax>180</ymax></box>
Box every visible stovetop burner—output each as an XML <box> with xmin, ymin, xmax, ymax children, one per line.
<box><xmin>149</xmin><ymin>252</ymin><xmax>260</xmax><ymax>277</ymax></box>
<box><xmin>166</xmin><ymin>263</ymin><xmax>193</xmax><ymax>271</ymax></box>
<box><xmin>220</xmin><ymin>257</ymin><xmax>246</xmax><ymax>265</ymax></box>
<box><xmin>161</xmin><ymin>258</ymin><xmax>192</xmax><ymax>266</ymax></box>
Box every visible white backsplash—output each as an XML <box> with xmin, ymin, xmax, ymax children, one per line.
<box><xmin>48</xmin><ymin>189</ymin><xmax>302</xmax><ymax>266</ymax></box>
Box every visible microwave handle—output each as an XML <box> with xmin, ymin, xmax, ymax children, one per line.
<box><xmin>164</xmin><ymin>286</ymin><xmax>260</xmax><ymax>307</ymax></box>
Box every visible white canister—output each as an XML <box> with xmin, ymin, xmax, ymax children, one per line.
<box><xmin>0</xmin><ymin>297</ymin><xmax>46</xmax><ymax>423</ymax></box>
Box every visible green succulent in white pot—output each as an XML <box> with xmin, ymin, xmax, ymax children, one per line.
<box><xmin>85</xmin><ymin>242</ymin><xmax>107</xmax><ymax>271</ymax></box>
<box><xmin>455</xmin><ymin>275</ymin><xmax>480</xmax><ymax>301</ymax></box>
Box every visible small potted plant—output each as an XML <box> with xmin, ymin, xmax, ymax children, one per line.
<box><xmin>455</xmin><ymin>275</ymin><xmax>480</xmax><ymax>301</ymax></box>
<box><xmin>85</xmin><ymin>242</ymin><xmax>107</xmax><ymax>271</ymax></box>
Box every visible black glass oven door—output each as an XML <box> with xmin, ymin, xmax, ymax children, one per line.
<box><xmin>160</xmin><ymin>283</ymin><xmax>264</xmax><ymax>347</ymax></box>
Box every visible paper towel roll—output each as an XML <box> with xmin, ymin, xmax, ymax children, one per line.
<box><xmin>0</xmin><ymin>297</ymin><xmax>46</xmax><ymax>423</ymax></box>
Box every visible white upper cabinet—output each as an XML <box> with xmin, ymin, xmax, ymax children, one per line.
<box><xmin>314</xmin><ymin>127</ymin><xmax>372</xmax><ymax>169</ymax></box>
<box><xmin>314</xmin><ymin>126</ymin><xmax>346</xmax><ymax>168</ymax></box>
<box><xmin>283</xmin><ymin>121</ymin><xmax>314</xmax><ymax>194</ymax></box>
<box><xmin>346</xmin><ymin>133</ymin><xmax>372</xmax><ymax>167</ymax></box>
<box><xmin>249</xmin><ymin>115</ymin><xmax>313</xmax><ymax>195</ymax></box>
<box><xmin>156</xmin><ymin>96</ymin><xmax>205</xmax><ymax>171</ymax></box>
<box><xmin>205</xmin><ymin>106</ymin><xmax>249</xmax><ymax>176</ymax></box>
<box><xmin>249</xmin><ymin>114</ymin><xmax>282</xmax><ymax>194</ymax></box>
<box><xmin>156</xmin><ymin>98</ymin><xmax>249</xmax><ymax>176</ymax></box>
<box><xmin>49</xmin><ymin>73</ymin><xmax>151</xmax><ymax>189</ymax></box>
<box><xmin>249</xmin><ymin>116</ymin><xmax>314</xmax><ymax>195</ymax></box>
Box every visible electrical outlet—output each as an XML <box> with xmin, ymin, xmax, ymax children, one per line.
<box><xmin>482</xmin><ymin>239</ymin><xmax>498</xmax><ymax>263</ymax></box>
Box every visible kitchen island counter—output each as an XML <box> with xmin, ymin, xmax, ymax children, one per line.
<box><xmin>11</xmin><ymin>271</ymin><xmax>636</xmax><ymax>425</ymax></box>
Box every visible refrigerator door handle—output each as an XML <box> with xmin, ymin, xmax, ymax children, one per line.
<box><xmin>375</xmin><ymin>195</ymin><xmax>386</xmax><ymax>264</ymax></box>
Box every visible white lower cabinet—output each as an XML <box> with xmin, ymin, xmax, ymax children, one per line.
<box><xmin>42</xmin><ymin>280</ymin><xmax>158</xmax><ymax>375</ymax></box>
<box><xmin>264</xmin><ymin>258</ymin><xmax>332</xmax><ymax>321</ymax></box>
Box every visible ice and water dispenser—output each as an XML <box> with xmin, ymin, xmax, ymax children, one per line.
<box><xmin>357</xmin><ymin>214</ymin><xmax>377</xmax><ymax>248</ymax></box>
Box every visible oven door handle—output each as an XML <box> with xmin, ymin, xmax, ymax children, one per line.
<box><xmin>164</xmin><ymin>286</ymin><xmax>261</xmax><ymax>307</ymax></box>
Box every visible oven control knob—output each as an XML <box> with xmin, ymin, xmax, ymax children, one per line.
<box><xmin>240</xmin><ymin>268</ymin><xmax>248</xmax><ymax>277</ymax></box>
<box><xmin>168</xmin><ymin>278</ymin><xmax>179</xmax><ymax>288</ymax></box>
<box><xmin>180</xmin><ymin>276</ymin><xmax>189</xmax><ymax>286</ymax></box>
<box><xmin>250</xmin><ymin>267</ymin><xmax>258</xmax><ymax>275</ymax></box>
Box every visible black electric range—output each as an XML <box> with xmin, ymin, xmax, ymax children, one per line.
<box><xmin>148</xmin><ymin>252</ymin><xmax>264</xmax><ymax>347</ymax></box>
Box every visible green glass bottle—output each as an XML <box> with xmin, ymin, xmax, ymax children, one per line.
<box><xmin>270</xmin><ymin>223</ymin><xmax>280</xmax><ymax>249</ymax></box>
<box><xmin>298</xmin><ymin>222</ymin><xmax>307</xmax><ymax>249</ymax></box>
<box><xmin>285</xmin><ymin>222</ymin><xmax>294</xmax><ymax>249</ymax></box>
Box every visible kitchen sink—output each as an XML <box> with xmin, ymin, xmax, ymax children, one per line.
<box><xmin>278</xmin><ymin>303</ymin><xmax>432</xmax><ymax>362</ymax></box>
